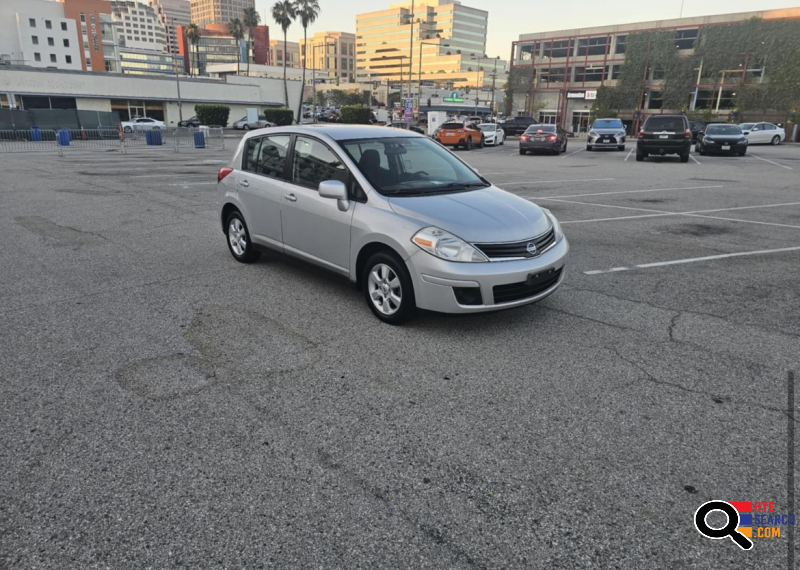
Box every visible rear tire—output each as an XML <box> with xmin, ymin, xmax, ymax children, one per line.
<box><xmin>680</xmin><ymin>152</ymin><xmax>690</xmax><ymax>163</ymax></box>
<box><xmin>618</xmin><ymin>145</ymin><xmax>625</xmax><ymax>151</ymax></box>
<box><xmin>363</xmin><ymin>252</ymin><xmax>416</xmax><ymax>324</ymax></box>
<box><xmin>771</xmin><ymin>135</ymin><xmax>781</xmax><ymax>145</ymax></box>
<box><xmin>465</xmin><ymin>137</ymin><xmax>472</xmax><ymax>151</ymax></box>
<box><xmin>635</xmin><ymin>150</ymin><xmax>645</xmax><ymax>162</ymax></box>
<box><xmin>478</xmin><ymin>136</ymin><xmax>484</xmax><ymax>149</ymax></box>
<box><xmin>519</xmin><ymin>149</ymin><xmax>526</xmax><ymax>155</ymax></box>
<box><xmin>225</xmin><ymin>211</ymin><xmax>260</xmax><ymax>264</ymax></box>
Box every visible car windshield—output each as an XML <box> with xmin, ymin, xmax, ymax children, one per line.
<box><xmin>478</xmin><ymin>124</ymin><xmax>496</xmax><ymax>131</ymax></box>
<box><xmin>524</xmin><ymin>125</ymin><xmax>556</xmax><ymax>134</ymax></box>
<box><xmin>706</xmin><ymin>125</ymin><xmax>742</xmax><ymax>135</ymax></box>
<box><xmin>340</xmin><ymin>136</ymin><xmax>489</xmax><ymax>197</ymax></box>
<box><xmin>739</xmin><ymin>123</ymin><xmax>755</xmax><ymax>130</ymax></box>
<box><xmin>593</xmin><ymin>120</ymin><xmax>623</xmax><ymax>129</ymax></box>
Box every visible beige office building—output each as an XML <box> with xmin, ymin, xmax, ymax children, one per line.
<box><xmin>356</xmin><ymin>0</ymin><xmax>502</xmax><ymax>89</ymax></box>
<box><xmin>269</xmin><ymin>39</ymin><xmax>300</xmax><ymax>69</ymax></box>
<box><xmin>300</xmin><ymin>31</ymin><xmax>356</xmax><ymax>84</ymax></box>
<box><xmin>189</xmin><ymin>0</ymin><xmax>254</xmax><ymax>28</ymax></box>
<box><xmin>149</xmin><ymin>0</ymin><xmax>190</xmax><ymax>55</ymax></box>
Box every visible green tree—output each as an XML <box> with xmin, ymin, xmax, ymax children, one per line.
<box><xmin>293</xmin><ymin>0</ymin><xmax>320</xmax><ymax>122</ymax></box>
<box><xmin>227</xmin><ymin>18</ymin><xmax>245</xmax><ymax>75</ymax></box>
<box><xmin>242</xmin><ymin>7</ymin><xmax>261</xmax><ymax>77</ymax></box>
<box><xmin>271</xmin><ymin>1</ymin><xmax>296</xmax><ymax>109</ymax></box>
<box><xmin>185</xmin><ymin>23</ymin><xmax>201</xmax><ymax>77</ymax></box>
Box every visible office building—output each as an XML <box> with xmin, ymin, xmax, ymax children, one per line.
<box><xmin>110</xmin><ymin>0</ymin><xmax>167</xmax><ymax>51</ymax></box>
<box><xmin>190</xmin><ymin>0</ymin><xmax>254</xmax><ymax>29</ymax></box>
<box><xmin>58</xmin><ymin>0</ymin><xmax>114</xmax><ymax>72</ymax></box>
<box><xmin>299</xmin><ymin>31</ymin><xmax>356</xmax><ymax>84</ymax></box>
<box><xmin>0</xmin><ymin>0</ymin><xmax>83</xmax><ymax>70</ymax></box>
<box><xmin>178</xmin><ymin>23</ymin><xmax>268</xmax><ymax>76</ymax></box>
<box><xmin>149</xmin><ymin>0</ymin><xmax>190</xmax><ymax>55</ymax></box>
<box><xmin>269</xmin><ymin>39</ymin><xmax>300</xmax><ymax>69</ymax></box>
<box><xmin>509</xmin><ymin>7</ymin><xmax>800</xmax><ymax>132</ymax></box>
<box><xmin>355</xmin><ymin>0</ymin><xmax>504</xmax><ymax>89</ymax></box>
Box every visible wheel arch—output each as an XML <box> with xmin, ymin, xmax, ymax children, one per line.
<box><xmin>354</xmin><ymin>241</ymin><xmax>409</xmax><ymax>291</ymax></box>
<box><xmin>221</xmin><ymin>202</ymin><xmax>241</xmax><ymax>233</ymax></box>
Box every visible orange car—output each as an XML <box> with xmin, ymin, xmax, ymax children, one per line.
<box><xmin>435</xmin><ymin>121</ymin><xmax>485</xmax><ymax>150</ymax></box>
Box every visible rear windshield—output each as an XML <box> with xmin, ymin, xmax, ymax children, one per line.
<box><xmin>644</xmin><ymin>117</ymin><xmax>686</xmax><ymax>132</ymax></box>
<box><xmin>593</xmin><ymin>119</ymin><xmax>623</xmax><ymax>129</ymax></box>
<box><xmin>705</xmin><ymin>125</ymin><xmax>742</xmax><ymax>135</ymax></box>
<box><xmin>440</xmin><ymin>123</ymin><xmax>464</xmax><ymax>129</ymax></box>
<box><xmin>524</xmin><ymin>125</ymin><xmax>556</xmax><ymax>134</ymax></box>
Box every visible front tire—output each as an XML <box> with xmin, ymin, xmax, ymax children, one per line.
<box><xmin>225</xmin><ymin>212</ymin><xmax>260</xmax><ymax>264</ymax></box>
<box><xmin>771</xmin><ymin>135</ymin><xmax>781</xmax><ymax>145</ymax></box>
<box><xmin>680</xmin><ymin>152</ymin><xmax>690</xmax><ymax>163</ymax></box>
<box><xmin>586</xmin><ymin>145</ymin><xmax>592</xmax><ymax>152</ymax></box>
<box><xmin>363</xmin><ymin>252</ymin><xmax>416</xmax><ymax>324</ymax></box>
<box><xmin>244</xmin><ymin>124</ymin><xmax>251</xmax><ymax>131</ymax></box>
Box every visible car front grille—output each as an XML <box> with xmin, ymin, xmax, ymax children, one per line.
<box><xmin>492</xmin><ymin>267</ymin><xmax>563</xmax><ymax>304</ymax></box>
<box><xmin>595</xmin><ymin>135</ymin><xmax>619</xmax><ymax>143</ymax></box>
<box><xmin>473</xmin><ymin>227</ymin><xmax>556</xmax><ymax>260</ymax></box>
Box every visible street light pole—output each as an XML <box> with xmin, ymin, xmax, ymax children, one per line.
<box><xmin>172</xmin><ymin>18</ymin><xmax>183</xmax><ymax>123</ymax></box>
<box><xmin>407</xmin><ymin>0</ymin><xmax>414</xmax><ymax>101</ymax></box>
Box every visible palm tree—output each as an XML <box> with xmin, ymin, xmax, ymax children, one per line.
<box><xmin>227</xmin><ymin>18</ymin><xmax>245</xmax><ymax>75</ymax></box>
<box><xmin>242</xmin><ymin>7</ymin><xmax>261</xmax><ymax>77</ymax></box>
<box><xmin>185</xmin><ymin>23</ymin><xmax>201</xmax><ymax>77</ymax></box>
<box><xmin>271</xmin><ymin>1</ymin><xmax>296</xmax><ymax>109</ymax></box>
<box><xmin>293</xmin><ymin>0</ymin><xmax>320</xmax><ymax>121</ymax></box>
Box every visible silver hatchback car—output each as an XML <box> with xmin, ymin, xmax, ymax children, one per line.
<box><xmin>217</xmin><ymin>125</ymin><xmax>569</xmax><ymax>323</ymax></box>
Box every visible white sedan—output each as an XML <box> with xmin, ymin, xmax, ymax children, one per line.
<box><xmin>121</xmin><ymin>117</ymin><xmax>166</xmax><ymax>133</ymax></box>
<box><xmin>739</xmin><ymin>122</ymin><xmax>785</xmax><ymax>145</ymax></box>
<box><xmin>478</xmin><ymin>123</ymin><xmax>505</xmax><ymax>146</ymax></box>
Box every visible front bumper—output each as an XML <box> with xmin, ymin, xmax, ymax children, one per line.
<box><xmin>408</xmin><ymin>236</ymin><xmax>569</xmax><ymax>313</ymax></box>
<box><xmin>588</xmin><ymin>134</ymin><xmax>625</xmax><ymax>147</ymax></box>
<box><xmin>702</xmin><ymin>142</ymin><xmax>748</xmax><ymax>153</ymax></box>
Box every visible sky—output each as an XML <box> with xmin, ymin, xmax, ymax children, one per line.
<box><xmin>255</xmin><ymin>0</ymin><xmax>800</xmax><ymax>59</ymax></box>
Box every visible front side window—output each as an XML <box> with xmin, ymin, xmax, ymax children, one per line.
<box><xmin>341</xmin><ymin>137</ymin><xmax>487</xmax><ymax>197</ymax></box>
<box><xmin>292</xmin><ymin>136</ymin><xmax>348</xmax><ymax>190</ymax></box>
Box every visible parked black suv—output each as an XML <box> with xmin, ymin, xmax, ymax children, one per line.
<box><xmin>502</xmin><ymin>116</ymin><xmax>537</xmax><ymax>136</ymax></box>
<box><xmin>636</xmin><ymin>115</ymin><xmax>692</xmax><ymax>163</ymax></box>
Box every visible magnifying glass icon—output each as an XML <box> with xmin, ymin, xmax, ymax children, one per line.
<box><xmin>694</xmin><ymin>501</ymin><xmax>753</xmax><ymax>550</ymax></box>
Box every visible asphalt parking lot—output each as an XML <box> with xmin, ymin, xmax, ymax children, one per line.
<box><xmin>1</xmin><ymin>135</ymin><xmax>799</xmax><ymax>569</ymax></box>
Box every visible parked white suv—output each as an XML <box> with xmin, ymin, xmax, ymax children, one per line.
<box><xmin>217</xmin><ymin>125</ymin><xmax>568</xmax><ymax>323</ymax></box>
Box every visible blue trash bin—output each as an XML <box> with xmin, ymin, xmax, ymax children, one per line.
<box><xmin>30</xmin><ymin>127</ymin><xmax>42</xmax><ymax>142</ymax></box>
<box><xmin>152</xmin><ymin>129</ymin><xmax>162</xmax><ymax>145</ymax></box>
<box><xmin>193</xmin><ymin>131</ymin><xmax>205</xmax><ymax>149</ymax></box>
<box><xmin>57</xmin><ymin>130</ymin><xmax>71</xmax><ymax>146</ymax></box>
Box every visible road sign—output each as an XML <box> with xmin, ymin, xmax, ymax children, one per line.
<box><xmin>403</xmin><ymin>98</ymin><xmax>413</xmax><ymax>120</ymax></box>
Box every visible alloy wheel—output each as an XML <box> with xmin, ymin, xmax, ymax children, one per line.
<box><xmin>367</xmin><ymin>263</ymin><xmax>402</xmax><ymax>316</ymax></box>
<box><xmin>228</xmin><ymin>218</ymin><xmax>247</xmax><ymax>256</ymax></box>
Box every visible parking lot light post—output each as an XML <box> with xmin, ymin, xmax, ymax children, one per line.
<box><xmin>173</xmin><ymin>18</ymin><xmax>183</xmax><ymax>123</ymax></box>
<box><xmin>418</xmin><ymin>42</ymin><xmax>448</xmax><ymax>108</ymax></box>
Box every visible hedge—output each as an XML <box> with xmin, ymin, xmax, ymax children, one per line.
<box><xmin>263</xmin><ymin>109</ymin><xmax>295</xmax><ymax>126</ymax></box>
<box><xmin>194</xmin><ymin>104</ymin><xmax>230</xmax><ymax>127</ymax></box>
<box><xmin>340</xmin><ymin>105</ymin><xmax>372</xmax><ymax>125</ymax></box>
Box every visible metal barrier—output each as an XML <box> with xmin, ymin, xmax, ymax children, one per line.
<box><xmin>0</xmin><ymin>129</ymin><xmax>61</xmax><ymax>155</ymax></box>
<box><xmin>59</xmin><ymin>129</ymin><xmax>123</xmax><ymax>152</ymax></box>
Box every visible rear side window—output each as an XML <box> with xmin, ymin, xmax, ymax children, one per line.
<box><xmin>292</xmin><ymin>136</ymin><xmax>348</xmax><ymax>190</ymax></box>
<box><xmin>645</xmin><ymin>117</ymin><xmax>685</xmax><ymax>132</ymax></box>
<box><xmin>242</xmin><ymin>135</ymin><xmax>291</xmax><ymax>179</ymax></box>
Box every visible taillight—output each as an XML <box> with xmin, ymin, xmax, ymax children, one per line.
<box><xmin>685</xmin><ymin>129</ymin><xmax>692</xmax><ymax>138</ymax></box>
<box><xmin>520</xmin><ymin>135</ymin><xmax>530</xmax><ymax>141</ymax></box>
<box><xmin>547</xmin><ymin>134</ymin><xmax>557</xmax><ymax>141</ymax></box>
<box><xmin>638</xmin><ymin>129</ymin><xmax>645</xmax><ymax>138</ymax></box>
<box><xmin>218</xmin><ymin>167</ymin><xmax>233</xmax><ymax>183</ymax></box>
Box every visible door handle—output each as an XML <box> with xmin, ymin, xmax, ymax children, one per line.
<box><xmin>284</xmin><ymin>193</ymin><xmax>297</xmax><ymax>202</ymax></box>
<box><xmin>239</xmin><ymin>179</ymin><xmax>249</xmax><ymax>187</ymax></box>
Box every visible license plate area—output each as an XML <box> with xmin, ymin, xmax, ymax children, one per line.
<box><xmin>534</xmin><ymin>136</ymin><xmax>544</xmax><ymax>141</ymax></box>
<box><xmin>659</xmin><ymin>134</ymin><xmax>669</xmax><ymax>139</ymax></box>
<box><xmin>722</xmin><ymin>145</ymin><xmax>730</xmax><ymax>150</ymax></box>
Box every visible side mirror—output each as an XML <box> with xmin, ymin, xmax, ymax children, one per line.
<box><xmin>319</xmin><ymin>180</ymin><xmax>350</xmax><ymax>212</ymax></box>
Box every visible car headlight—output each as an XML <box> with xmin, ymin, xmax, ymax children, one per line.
<box><xmin>617</xmin><ymin>131</ymin><xmax>626</xmax><ymax>137</ymax></box>
<box><xmin>411</xmin><ymin>227</ymin><xmax>488</xmax><ymax>262</ymax></box>
<box><xmin>541</xmin><ymin>208</ymin><xmax>564</xmax><ymax>242</ymax></box>
<box><xmin>589</xmin><ymin>130</ymin><xmax>598</xmax><ymax>137</ymax></box>
<box><xmin>741</xmin><ymin>137</ymin><xmax>748</xmax><ymax>144</ymax></box>
<box><xmin>704</xmin><ymin>138</ymin><xmax>715</xmax><ymax>144</ymax></box>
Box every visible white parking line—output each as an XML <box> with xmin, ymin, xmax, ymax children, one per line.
<box><xmin>690</xmin><ymin>155</ymin><xmax>702</xmax><ymax>165</ymax></box>
<box><xmin>168</xmin><ymin>182</ymin><xmax>218</xmax><ymax>186</ymax></box>
<box><xmin>584</xmin><ymin>246</ymin><xmax>800</xmax><ymax>275</ymax></box>
<box><xmin>749</xmin><ymin>153</ymin><xmax>793</xmax><ymax>170</ymax></box>
<box><xmin>501</xmin><ymin>178</ymin><xmax>615</xmax><ymax>186</ymax></box>
<box><xmin>524</xmin><ymin>184</ymin><xmax>723</xmax><ymax>200</ymax></box>
<box><xmin>561</xmin><ymin>148</ymin><xmax>584</xmax><ymax>159</ymax></box>
<box><xmin>125</xmin><ymin>173</ymin><xmax>213</xmax><ymax>178</ymax></box>
<box><xmin>624</xmin><ymin>149</ymin><xmax>634</xmax><ymax>162</ymax></box>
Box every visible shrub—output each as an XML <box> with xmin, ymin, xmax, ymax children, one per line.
<box><xmin>263</xmin><ymin>108</ymin><xmax>294</xmax><ymax>126</ymax></box>
<box><xmin>340</xmin><ymin>105</ymin><xmax>372</xmax><ymax>124</ymax></box>
<box><xmin>195</xmin><ymin>104</ymin><xmax>230</xmax><ymax>127</ymax></box>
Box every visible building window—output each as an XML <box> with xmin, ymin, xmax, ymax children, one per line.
<box><xmin>610</xmin><ymin>64</ymin><xmax>621</xmax><ymax>80</ymax></box>
<box><xmin>649</xmin><ymin>64</ymin><xmax>665</xmax><ymax>81</ymax></box>
<box><xmin>66</xmin><ymin>55</ymin><xmax>72</xmax><ymax>64</ymax></box>
<box><xmin>48</xmin><ymin>37</ymin><xmax>55</xmax><ymax>46</ymax></box>
<box><xmin>61</xmin><ymin>22</ymin><xmax>68</xmax><ymax>31</ymax></box>
<box><xmin>542</xmin><ymin>40</ymin><xmax>572</xmax><ymax>59</ymax></box>
<box><xmin>34</xmin><ymin>52</ymin><xmax>41</xmax><ymax>61</ymax></box>
<box><xmin>50</xmin><ymin>54</ymin><xmax>57</xmax><ymax>63</ymax></box>
<box><xmin>574</xmin><ymin>65</ymin><xmax>606</xmax><ymax>82</ymax></box>
<box><xmin>80</xmin><ymin>13</ymin><xmax>86</xmax><ymax>22</ymax></box>
<box><xmin>519</xmin><ymin>42</ymin><xmax>536</xmax><ymax>61</ymax></box>
<box><xmin>577</xmin><ymin>36</ymin><xmax>608</xmax><ymax>57</ymax></box>
<box><xmin>29</xmin><ymin>18</ymin><xmax>36</xmax><ymax>27</ymax></box>
<box><xmin>45</xmin><ymin>20</ymin><xmax>52</xmax><ymax>29</ymax></box>
<box><xmin>615</xmin><ymin>35</ymin><xmax>627</xmax><ymax>54</ymax></box>
<box><xmin>717</xmin><ymin>89</ymin><xmax>737</xmax><ymax>110</ymax></box>
<box><xmin>64</xmin><ymin>39</ymin><xmax>70</xmax><ymax>47</ymax></box>
<box><xmin>646</xmin><ymin>90</ymin><xmax>663</xmax><ymax>110</ymax></box>
<box><xmin>675</xmin><ymin>29</ymin><xmax>698</xmax><ymax>50</ymax></box>
<box><xmin>32</xmin><ymin>36</ymin><xmax>39</xmax><ymax>45</ymax></box>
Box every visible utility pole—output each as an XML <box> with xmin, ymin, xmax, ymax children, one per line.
<box><xmin>173</xmin><ymin>18</ymin><xmax>183</xmax><ymax>123</ymax></box>
<box><xmin>407</xmin><ymin>0</ymin><xmax>414</xmax><ymax>102</ymax></box>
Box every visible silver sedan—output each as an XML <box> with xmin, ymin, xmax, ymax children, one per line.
<box><xmin>217</xmin><ymin>125</ymin><xmax>568</xmax><ymax>323</ymax></box>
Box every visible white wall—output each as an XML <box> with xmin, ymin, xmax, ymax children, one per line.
<box><xmin>0</xmin><ymin>0</ymin><xmax>82</xmax><ymax>70</ymax></box>
<box><xmin>76</xmin><ymin>98</ymin><xmax>111</xmax><ymax>111</ymax></box>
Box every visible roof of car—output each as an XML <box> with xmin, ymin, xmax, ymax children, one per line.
<box><xmin>243</xmin><ymin>124</ymin><xmax>425</xmax><ymax>141</ymax></box>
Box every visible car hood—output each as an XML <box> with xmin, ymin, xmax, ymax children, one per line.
<box><xmin>388</xmin><ymin>186</ymin><xmax>550</xmax><ymax>243</ymax></box>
